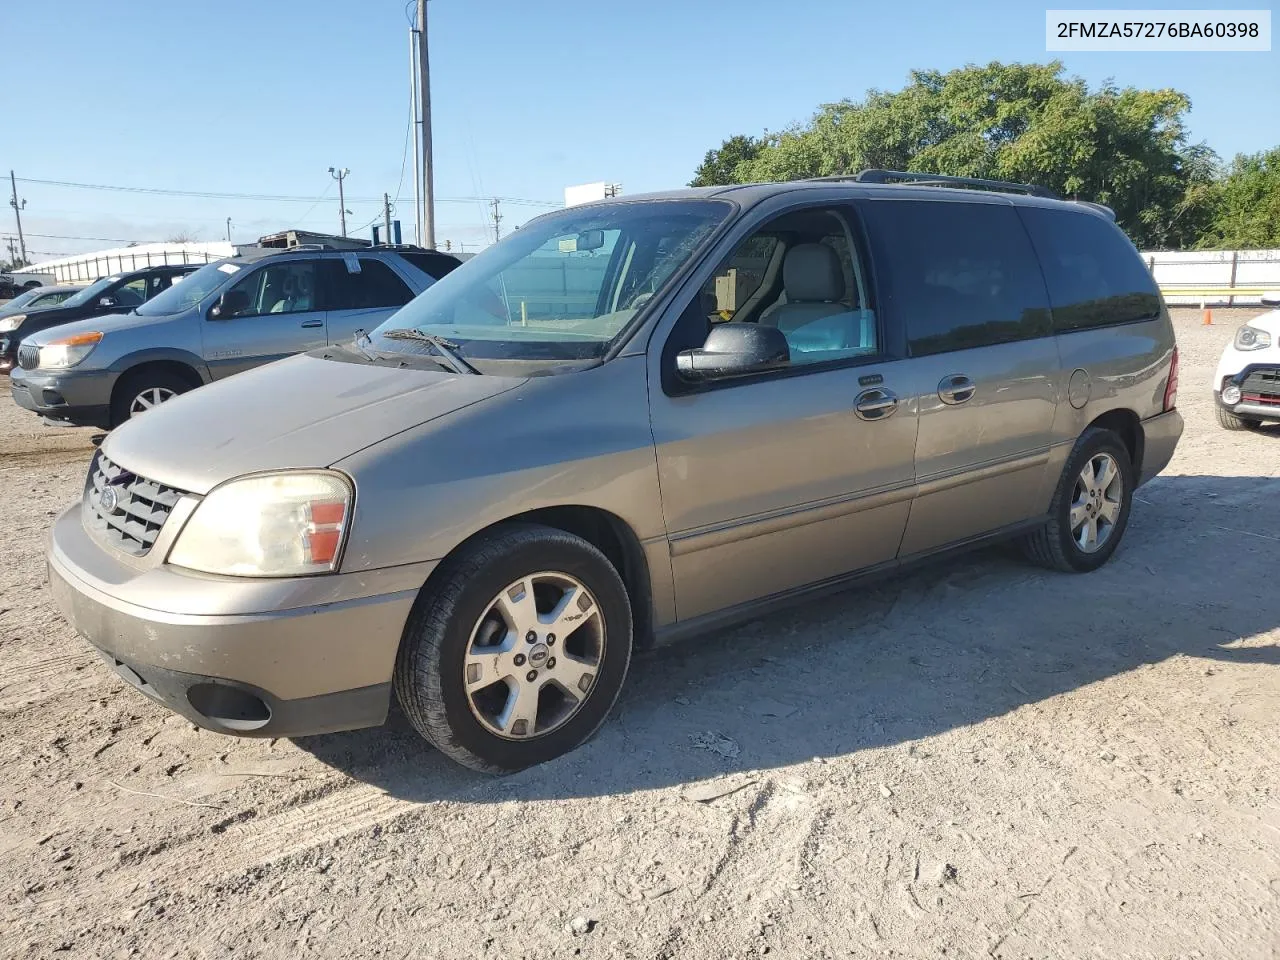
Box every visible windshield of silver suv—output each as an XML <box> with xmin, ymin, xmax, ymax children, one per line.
<box><xmin>369</xmin><ymin>199</ymin><xmax>730</xmax><ymax>361</ymax></box>
<box><xmin>135</xmin><ymin>261</ymin><xmax>237</xmax><ymax>315</ymax></box>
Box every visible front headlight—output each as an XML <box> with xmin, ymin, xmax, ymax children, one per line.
<box><xmin>39</xmin><ymin>331</ymin><xmax>103</xmax><ymax>369</ymax></box>
<box><xmin>0</xmin><ymin>313</ymin><xmax>27</xmax><ymax>332</ymax></box>
<box><xmin>168</xmin><ymin>471</ymin><xmax>353</xmax><ymax>577</ymax></box>
<box><xmin>1234</xmin><ymin>325</ymin><xmax>1272</xmax><ymax>351</ymax></box>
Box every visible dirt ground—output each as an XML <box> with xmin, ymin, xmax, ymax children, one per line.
<box><xmin>1</xmin><ymin>308</ymin><xmax>1277</xmax><ymax>960</ymax></box>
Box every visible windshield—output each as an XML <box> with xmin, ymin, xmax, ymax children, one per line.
<box><xmin>371</xmin><ymin>199</ymin><xmax>730</xmax><ymax>360</ymax></box>
<box><xmin>136</xmin><ymin>261</ymin><xmax>239</xmax><ymax>316</ymax></box>
<box><xmin>1</xmin><ymin>289</ymin><xmax>41</xmax><ymax>312</ymax></box>
<box><xmin>61</xmin><ymin>276</ymin><xmax>118</xmax><ymax>308</ymax></box>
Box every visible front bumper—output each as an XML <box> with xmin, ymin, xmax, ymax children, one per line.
<box><xmin>1138</xmin><ymin>409</ymin><xmax>1183</xmax><ymax>486</ymax></box>
<box><xmin>47</xmin><ymin>504</ymin><xmax>434</xmax><ymax>738</ymax></box>
<box><xmin>1213</xmin><ymin>363</ymin><xmax>1280</xmax><ymax>423</ymax></box>
<box><xmin>10</xmin><ymin>366</ymin><xmax>115</xmax><ymax>429</ymax></box>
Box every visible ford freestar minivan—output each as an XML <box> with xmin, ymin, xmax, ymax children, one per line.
<box><xmin>47</xmin><ymin>171</ymin><xmax>1182</xmax><ymax>772</ymax></box>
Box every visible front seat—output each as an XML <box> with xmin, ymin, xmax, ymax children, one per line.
<box><xmin>760</xmin><ymin>243</ymin><xmax>848</xmax><ymax>335</ymax></box>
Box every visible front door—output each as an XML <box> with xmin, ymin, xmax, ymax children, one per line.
<box><xmin>857</xmin><ymin>197</ymin><xmax>1062</xmax><ymax>556</ymax></box>
<box><xmin>200</xmin><ymin>258</ymin><xmax>326</xmax><ymax>379</ymax></box>
<box><xmin>319</xmin><ymin>255</ymin><xmax>418</xmax><ymax>344</ymax></box>
<box><xmin>648</xmin><ymin>202</ymin><xmax>917</xmax><ymax>621</ymax></box>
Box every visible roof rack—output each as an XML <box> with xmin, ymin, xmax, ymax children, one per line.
<box><xmin>811</xmin><ymin>169</ymin><xmax>1062</xmax><ymax>200</ymax></box>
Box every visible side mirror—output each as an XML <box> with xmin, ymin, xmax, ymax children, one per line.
<box><xmin>99</xmin><ymin>296</ymin><xmax>117</xmax><ymax>309</ymax></box>
<box><xmin>1262</xmin><ymin>294</ymin><xmax>1280</xmax><ymax>308</ymax></box>
<box><xmin>210</xmin><ymin>289</ymin><xmax>250</xmax><ymax>319</ymax></box>
<box><xmin>676</xmin><ymin>323</ymin><xmax>790</xmax><ymax>381</ymax></box>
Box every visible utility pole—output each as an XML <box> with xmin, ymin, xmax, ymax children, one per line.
<box><xmin>225</xmin><ymin>217</ymin><xmax>232</xmax><ymax>242</ymax></box>
<box><xmin>383</xmin><ymin>193</ymin><xmax>392</xmax><ymax>245</ymax></box>
<box><xmin>328</xmin><ymin>167</ymin><xmax>350</xmax><ymax>237</ymax></box>
<box><xmin>490</xmin><ymin>198</ymin><xmax>502</xmax><ymax>243</ymax></box>
<box><xmin>9</xmin><ymin>171</ymin><xmax>28</xmax><ymax>265</ymax></box>
<box><xmin>415</xmin><ymin>0</ymin><xmax>436</xmax><ymax>249</ymax></box>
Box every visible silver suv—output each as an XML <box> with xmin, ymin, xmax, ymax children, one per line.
<box><xmin>46</xmin><ymin>172</ymin><xmax>1183</xmax><ymax>772</ymax></box>
<box><xmin>10</xmin><ymin>247</ymin><xmax>460</xmax><ymax>428</ymax></box>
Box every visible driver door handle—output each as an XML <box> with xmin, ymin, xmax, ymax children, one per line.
<box><xmin>854</xmin><ymin>388</ymin><xmax>899</xmax><ymax>421</ymax></box>
<box><xmin>300</xmin><ymin>319</ymin><xmax>324</xmax><ymax>329</ymax></box>
<box><xmin>938</xmin><ymin>374</ymin><xmax>976</xmax><ymax>405</ymax></box>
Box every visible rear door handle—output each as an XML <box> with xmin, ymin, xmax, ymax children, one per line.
<box><xmin>854</xmin><ymin>388</ymin><xmax>899</xmax><ymax>421</ymax></box>
<box><xmin>300</xmin><ymin>319</ymin><xmax>324</xmax><ymax>329</ymax></box>
<box><xmin>938</xmin><ymin>374</ymin><xmax>976</xmax><ymax>405</ymax></box>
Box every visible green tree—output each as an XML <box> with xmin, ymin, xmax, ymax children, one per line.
<box><xmin>1196</xmin><ymin>147</ymin><xmax>1280</xmax><ymax>249</ymax></box>
<box><xmin>700</xmin><ymin>61</ymin><xmax>1219</xmax><ymax>248</ymax></box>
<box><xmin>689</xmin><ymin>134</ymin><xmax>764</xmax><ymax>187</ymax></box>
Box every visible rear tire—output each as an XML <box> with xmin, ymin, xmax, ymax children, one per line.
<box><xmin>110</xmin><ymin>368</ymin><xmax>194</xmax><ymax>427</ymax></box>
<box><xmin>394</xmin><ymin>523</ymin><xmax>633</xmax><ymax>773</ymax></box>
<box><xmin>1216</xmin><ymin>405</ymin><xmax>1260</xmax><ymax>431</ymax></box>
<box><xmin>1019</xmin><ymin>427</ymin><xmax>1134</xmax><ymax>573</ymax></box>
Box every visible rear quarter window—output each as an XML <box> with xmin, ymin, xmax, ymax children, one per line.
<box><xmin>1017</xmin><ymin>207</ymin><xmax>1161</xmax><ymax>333</ymax></box>
<box><xmin>398</xmin><ymin>251</ymin><xmax>462</xmax><ymax>280</ymax></box>
<box><xmin>861</xmin><ymin>199</ymin><xmax>1051</xmax><ymax>357</ymax></box>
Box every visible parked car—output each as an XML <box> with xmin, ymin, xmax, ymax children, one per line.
<box><xmin>0</xmin><ymin>265</ymin><xmax>199</xmax><ymax>375</ymax></box>
<box><xmin>45</xmin><ymin>172</ymin><xmax>1182</xmax><ymax>772</ymax></box>
<box><xmin>0</xmin><ymin>269</ymin><xmax>57</xmax><ymax>300</ymax></box>
<box><xmin>0</xmin><ymin>284</ymin><xmax>82</xmax><ymax>318</ymax></box>
<box><xmin>10</xmin><ymin>247</ymin><xmax>460</xmax><ymax>428</ymax></box>
<box><xmin>1213</xmin><ymin>293</ymin><xmax>1280</xmax><ymax>430</ymax></box>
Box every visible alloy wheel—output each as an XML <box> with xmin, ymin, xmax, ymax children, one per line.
<box><xmin>129</xmin><ymin>386</ymin><xmax>177</xmax><ymax>416</ymax></box>
<box><xmin>463</xmin><ymin>572</ymin><xmax>605</xmax><ymax>739</ymax></box>
<box><xmin>1069</xmin><ymin>452</ymin><xmax>1123</xmax><ymax>553</ymax></box>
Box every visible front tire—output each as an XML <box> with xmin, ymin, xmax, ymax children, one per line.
<box><xmin>1216</xmin><ymin>405</ymin><xmax>1260</xmax><ymax>431</ymax></box>
<box><xmin>1020</xmin><ymin>428</ymin><xmax>1134</xmax><ymax>573</ymax></box>
<box><xmin>110</xmin><ymin>369</ymin><xmax>193</xmax><ymax>427</ymax></box>
<box><xmin>395</xmin><ymin>523</ymin><xmax>633</xmax><ymax>773</ymax></box>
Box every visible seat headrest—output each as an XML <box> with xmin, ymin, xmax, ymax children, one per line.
<box><xmin>783</xmin><ymin>243</ymin><xmax>844</xmax><ymax>303</ymax></box>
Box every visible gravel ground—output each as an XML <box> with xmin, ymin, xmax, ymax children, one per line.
<box><xmin>1</xmin><ymin>308</ymin><xmax>1278</xmax><ymax>960</ymax></box>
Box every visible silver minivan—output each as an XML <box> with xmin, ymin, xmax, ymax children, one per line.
<box><xmin>46</xmin><ymin>172</ymin><xmax>1183</xmax><ymax>772</ymax></box>
<box><xmin>10</xmin><ymin>247</ymin><xmax>460</xmax><ymax>428</ymax></box>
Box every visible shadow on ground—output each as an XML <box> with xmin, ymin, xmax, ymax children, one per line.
<box><xmin>294</xmin><ymin>473</ymin><xmax>1280</xmax><ymax>801</ymax></box>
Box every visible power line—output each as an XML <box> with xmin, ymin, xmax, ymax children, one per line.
<box><xmin>15</xmin><ymin>176</ymin><xmax>560</xmax><ymax>207</ymax></box>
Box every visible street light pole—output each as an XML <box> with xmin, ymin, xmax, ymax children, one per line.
<box><xmin>416</xmin><ymin>0</ymin><xmax>436</xmax><ymax>249</ymax></box>
<box><xmin>225</xmin><ymin>217</ymin><xmax>232</xmax><ymax>242</ymax></box>
<box><xmin>328</xmin><ymin>167</ymin><xmax>350</xmax><ymax>237</ymax></box>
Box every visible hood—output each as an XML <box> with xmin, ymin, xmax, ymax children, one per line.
<box><xmin>103</xmin><ymin>352</ymin><xmax>526</xmax><ymax>494</ymax></box>
<box><xmin>23</xmin><ymin>309</ymin><xmax>179</xmax><ymax>344</ymax></box>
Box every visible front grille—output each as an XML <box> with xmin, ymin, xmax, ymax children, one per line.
<box><xmin>16</xmin><ymin>342</ymin><xmax>40</xmax><ymax>370</ymax></box>
<box><xmin>1241</xmin><ymin>368</ymin><xmax>1280</xmax><ymax>406</ymax></box>
<box><xmin>82</xmin><ymin>451</ymin><xmax>186</xmax><ymax>556</ymax></box>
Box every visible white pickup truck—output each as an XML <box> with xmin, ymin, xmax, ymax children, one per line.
<box><xmin>0</xmin><ymin>270</ymin><xmax>57</xmax><ymax>300</ymax></box>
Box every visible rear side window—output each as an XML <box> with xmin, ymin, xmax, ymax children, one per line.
<box><xmin>861</xmin><ymin>199</ymin><xmax>1050</xmax><ymax>357</ymax></box>
<box><xmin>398</xmin><ymin>251</ymin><xmax>461</xmax><ymax>280</ymax></box>
<box><xmin>321</xmin><ymin>259</ymin><xmax>414</xmax><ymax>310</ymax></box>
<box><xmin>1018</xmin><ymin>207</ymin><xmax>1160</xmax><ymax>332</ymax></box>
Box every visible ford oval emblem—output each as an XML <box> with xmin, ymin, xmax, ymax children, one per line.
<box><xmin>99</xmin><ymin>486</ymin><xmax>119</xmax><ymax>513</ymax></box>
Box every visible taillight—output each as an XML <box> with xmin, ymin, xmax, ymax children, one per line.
<box><xmin>1163</xmin><ymin>346</ymin><xmax>1179</xmax><ymax>411</ymax></box>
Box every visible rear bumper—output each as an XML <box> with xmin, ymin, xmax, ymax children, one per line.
<box><xmin>47</xmin><ymin>505</ymin><xmax>433</xmax><ymax>738</ymax></box>
<box><xmin>1139</xmin><ymin>409</ymin><xmax>1183</xmax><ymax>486</ymax></box>
<box><xmin>9</xmin><ymin>366</ymin><xmax>114</xmax><ymax>429</ymax></box>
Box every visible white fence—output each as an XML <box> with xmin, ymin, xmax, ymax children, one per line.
<box><xmin>31</xmin><ymin>242</ymin><xmax>236</xmax><ymax>285</ymax></box>
<box><xmin>1142</xmin><ymin>249</ymin><xmax>1280</xmax><ymax>306</ymax></box>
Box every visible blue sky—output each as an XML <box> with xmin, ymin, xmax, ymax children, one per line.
<box><xmin>2</xmin><ymin>0</ymin><xmax>1276</xmax><ymax>260</ymax></box>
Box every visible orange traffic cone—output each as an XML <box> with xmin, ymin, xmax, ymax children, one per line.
<box><xmin>1203</xmin><ymin>307</ymin><xmax>1213</xmax><ymax>325</ymax></box>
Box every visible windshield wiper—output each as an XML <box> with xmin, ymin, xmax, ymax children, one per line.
<box><xmin>380</xmin><ymin>328</ymin><xmax>480</xmax><ymax>375</ymax></box>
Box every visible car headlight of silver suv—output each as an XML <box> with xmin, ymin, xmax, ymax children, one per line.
<box><xmin>1234</xmin><ymin>325</ymin><xmax>1272</xmax><ymax>351</ymax></box>
<box><xmin>168</xmin><ymin>471</ymin><xmax>353</xmax><ymax>577</ymax></box>
<box><xmin>38</xmin><ymin>331</ymin><xmax>103</xmax><ymax>369</ymax></box>
<box><xmin>0</xmin><ymin>313</ymin><xmax>27</xmax><ymax>333</ymax></box>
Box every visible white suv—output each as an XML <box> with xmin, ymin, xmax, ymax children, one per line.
<box><xmin>1214</xmin><ymin>294</ymin><xmax>1280</xmax><ymax>430</ymax></box>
